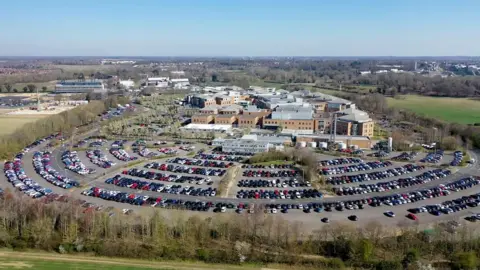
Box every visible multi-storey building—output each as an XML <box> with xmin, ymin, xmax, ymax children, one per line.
<box><xmin>336</xmin><ymin>108</ymin><xmax>374</xmax><ymax>137</ymax></box>
<box><xmin>54</xmin><ymin>80</ymin><xmax>105</xmax><ymax>93</ymax></box>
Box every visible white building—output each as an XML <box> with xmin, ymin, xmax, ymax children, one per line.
<box><xmin>212</xmin><ymin>134</ymin><xmax>286</xmax><ymax>154</ymax></box>
<box><xmin>147</xmin><ymin>77</ymin><xmax>169</xmax><ymax>88</ymax></box>
<box><xmin>171</xmin><ymin>78</ymin><xmax>190</xmax><ymax>89</ymax></box>
<box><xmin>119</xmin><ymin>80</ymin><xmax>135</xmax><ymax>89</ymax></box>
<box><xmin>171</xmin><ymin>71</ymin><xmax>185</xmax><ymax>76</ymax></box>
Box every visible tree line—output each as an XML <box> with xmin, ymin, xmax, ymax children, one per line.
<box><xmin>0</xmin><ymin>96</ymin><xmax>128</xmax><ymax>159</ymax></box>
<box><xmin>330</xmin><ymin>92</ymin><xmax>480</xmax><ymax>151</ymax></box>
<box><xmin>2</xmin><ymin>189</ymin><xmax>480</xmax><ymax>269</ymax></box>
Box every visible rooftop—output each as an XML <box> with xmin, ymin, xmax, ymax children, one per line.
<box><xmin>296</xmin><ymin>134</ymin><xmax>371</xmax><ymax>141</ymax></box>
<box><xmin>239</xmin><ymin>114</ymin><xmax>259</xmax><ymax>119</ymax></box>
<box><xmin>215</xmin><ymin>114</ymin><xmax>236</xmax><ymax>119</ymax></box>
<box><xmin>181</xmin><ymin>123</ymin><xmax>231</xmax><ymax>131</ymax></box>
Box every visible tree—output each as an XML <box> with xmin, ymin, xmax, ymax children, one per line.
<box><xmin>4</xmin><ymin>83</ymin><xmax>12</xmax><ymax>93</ymax></box>
<box><xmin>23</xmin><ymin>86</ymin><xmax>28</xmax><ymax>93</ymax></box>
<box><xmin>0</xmin><ymin>85</ymin><xmax>3</xmax><ymax>92</ymax></box>
<box><xmin>402</xmin><ymin>248</ymin><xmax>419</xmax><ymax>269</ymax></box>
<box><xmin>237</xmin><ymin>78</ymin><xmax>250</xmax><ymax>90</ymax></box>
<box><xmin>27</xmin><ymin>84</ymin><xmax>37</xmax><ymax>93</ymax></box>
<box><xmin>41</xmin><ymin>86</ymin><xmax>48</xmax><ymax>92</ymax></box>
<box><xmin>13</xmin><ymin>88</ymin><xmax>18</xmax><ymax>93</ymax></box>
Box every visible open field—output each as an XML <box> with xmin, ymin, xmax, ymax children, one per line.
<box><xmin>387</xmin><ymin>95</ymin><xmax>480</xmax><ymax>124</ymax></box>
<box><xmin>10</xmin><ymin>81</ymin><xmax>56</xmax><ymax>92</ymax></box>
<box><xmin>0</xmin><ymin>250</ymin><xmax>288</xmax><ymax>270</ymax></box>
<box><xmin>0</xmin><ymin>115</ymin><xmax>47</xmax><ymax>136</ymax></box>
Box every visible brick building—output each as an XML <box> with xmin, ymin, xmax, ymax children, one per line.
<box><xmin>191</xmin><ymin>114</ymin><xmax>214</xmax><ymax>124</ymax></box>
<box><xmin>238</xmin><ymin>115</ymin><xmax>260</xmax><ymax>128</ymax></box>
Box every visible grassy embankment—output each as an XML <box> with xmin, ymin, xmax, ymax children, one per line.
<box><xmin>0</xmin><ymin>250</ymin><xmax>288</xmax><ymax>270</ymax></box>
<box><xmin>387</xmin><ymin>95</ymin><xmax>480</xmax><ymax>124</ymax></box>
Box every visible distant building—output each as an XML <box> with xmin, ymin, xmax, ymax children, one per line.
<box><xmin>119</xmin><ymin>80</ymin><xmax>135</xmax><ymax>89</ymax></box>
<box><xmin>171</xmin><ymin>78</ymin><xmax>190</xmax><ymax>89</ymax></box>
<box><xmin>147</xmin><ymin>77</ymin><xmax>169</xmax><ymax>88</ymax></box>
<box><xmin>54</xmin><ymin>80</ymin><xmax>105</xmax><ymax>94</ymax></box>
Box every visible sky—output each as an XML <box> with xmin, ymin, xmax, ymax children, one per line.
<box><xmin>1</xmin><ymin>0</ymin><xmax>479</xmax><ymax>56</ymax></box>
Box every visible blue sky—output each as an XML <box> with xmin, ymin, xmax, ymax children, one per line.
<box><xmin>1</xmin><ymin>0</ymin><xmax>479</xmax><ymax>56</ymax></box>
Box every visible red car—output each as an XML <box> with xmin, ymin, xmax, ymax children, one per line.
<box><xmin>407</xmin><ymin>213</ymin><xmax>417</xmax><ymax>220</ymax></box>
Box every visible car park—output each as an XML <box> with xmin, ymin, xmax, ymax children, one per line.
<box><xmin>168</xmin><ymin>157</ymin><xmax>234</xmax><ymax>168</ymax></box>
<box><xmin>238</xmin><ymin>178</ymin><xmax>311</xmax><ymax>188</ymax></box>
<box><xmin>450</xmin><ymin>151</ymin><xmax>463</xmax><ymax>166</ymax></box>
<box><xmin>123</xmin><ymin>168</ymin><xmax>210</xmax><ymax>184</ymax></box>
<box><xmin>111</xmin><ymin>140</ymin><xmax>127</xmax><ymax>148</ymax></box>
<box><xmin>158</xmin><ymin>148</ymin><xmax>177</xmax><ymax>155</ymax></box>
<box><xmin>319</xmin><ymin>157</ymin><xmax>362</xmax><ymax>166</ymax></box>
<box><xmin>33</xmin><ymin>151</ymin><xmax>80</xmax><ymax>188</ymax></box>
<box><xmin>82</xmin><ymin>187</ymin><xmax>214</xmax><ymax>211</ymax></box>
<box><xmin>194</xmin><ymin>153</ymin><xmax>244</xmax><ymax>162</ymax></box>
<box><xmin>89</xmin><ymin>139</ymin><xmax>107</xmax><ymax>148</ymax></box>
<box><xmin>420</xmin><ymin>150</ymin><xmax>444</xmax><ymax>164</ymax></box>
<box><xmin>392</xmin><ymin>151</ymin><xmax>418</xmax><ymax>161</ymax></box>
<box><xmin>332</xmin><ymin>169</ymin><xmax>451</xmax><ymax>195</ymax></box>
<box><xmin>319</xmin><ymin>160</ymin><xmax>393</xmax><ymax>175</ymax></box>
<box><xmin>86</xmin><ymin>150</ymin><xmax>116</xmax><ymax>168</ymax></box>
<box><xmin>145</xmin><ymin>162</ymin><xmax>226</xmax><ymax>176</ymax></box>
<box><xmin>408</xmin><ymin>190</ymin><xmax>480</xmax><ymax>217</ymax></box>
<box><xmin>326</xmin><ymin>164</ymin><xmax>425</xmax><ymax>185</ymax></box>
<box><xmin>236</xmin><ymin>188</ymin><xmax>323</xmax><ymax>199</ymax></box>
<box><xmin>4</xmin><ymin>158</ymin><xmax>53</xmax><ymax>198</ymax></box>
<box><xmin>242</xmin><ymin>169</ymin><xmax>299</xmax><ymax>178</ymax></box>
<box><xmin>110</xmin><ymin>148</ymin><xmax>137</xmax><ymax>162</ymax></box>
<box><xmin>62</xmin><ymin>150</ymin><xmax>96</xmax><ymax>175</ymax></box>
<box><xmin>242</xmin><ymin>164</ymin><xmax>294</xmax><ymax>169</ymax></box>
<box><xmin>105</xmin><ymin>175</ymin><xmax>218</xmax><ymax>197</ymax></box>
<box><xmin>135</xmin><ymin>147</ymin><xmax>158</xmax><ymax>158</ymax></box>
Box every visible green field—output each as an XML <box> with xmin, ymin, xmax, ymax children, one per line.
<box><xmin>0</xmin><ymin>251</ymin><xmax>280</xmax><ymax>270</ymax></box>
<box><xmin>11</xmin><ymin>81</ymin><xmax>56</xmax><ymax>92</ymax></box>
<box><xmin>0</xmin><ymin>115</ymin><xmax>47</xmax><ymax>136</ymax></box>
<box><xmin>387</xmin><ymin>95</ymin><xmax>480</xmax><ymax>124</ymax></box>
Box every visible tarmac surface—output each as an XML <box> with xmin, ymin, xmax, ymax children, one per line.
<box><xmin>2</xmin><ymin>134</ymin><xmax>480</xmax><ymax>231</ymax></box>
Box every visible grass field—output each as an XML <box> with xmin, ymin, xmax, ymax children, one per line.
<box><xmin>0</xmin><ymin>115</ymin><xmax>47</xmax><ymax>136</ymax></box>
<box><xmin>387</xmin><ymin>95</ymin><xmax>480</xmax><ymax>124</ymax></box>
<box><xmin>0</xmin><ymin>250</ymin><xmax>287</xmax><ymax>270</ymax></box>
<box><xmin>11</xmin><ymin>81</ymin><xmax>56</xmax><ymax>92</ymax></box>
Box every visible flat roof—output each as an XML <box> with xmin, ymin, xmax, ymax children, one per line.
<box><xmin>215</xmin><ymin>114</ymin><xmax>236</xmax><ymax>119</ymax></box>
<box><xmin>181</xmin><ymin>124</ymin><xmax>232</xmax><ymax>131</ymax></box>
<box><xmin>296</xmin><ymin>134</ymin><xmax>371</xmax><ymax>141</ymax></box>
<box><xmin>239</xmin><ymin>115</ymin><xmax>258</xmax><ymax>119</ymax></box>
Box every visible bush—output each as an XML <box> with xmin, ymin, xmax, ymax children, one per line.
<box><xmin>246</xmin><ymin>150</ymin><xmax>292</xmax><ymax>164</ymax></box>
<box><xmin>451</xmin><ymin>251</ymin><xmax>478</xmax><ymax>270</ymax></box>
<box><xmin>375</xmin><ymin>260</ymin><xmax>402</xmax><ymax>270</ymax></box>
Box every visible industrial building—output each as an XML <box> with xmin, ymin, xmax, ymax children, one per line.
<box><xmin>212</xmin><ymin>134</ymin><xmax>289</xmax><ymax>154</ymax></box>
<box><xmin>147</xmin><ymin>77</ymin><xmax>169</xmax><ymax>88</ymax></box>
<box><xmin>54</xmin><ymin>80</ymin><xmax>105</xmax><ymax>94</ymax></box>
